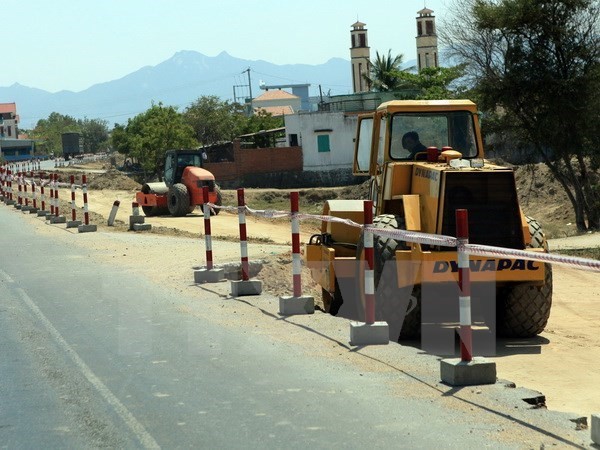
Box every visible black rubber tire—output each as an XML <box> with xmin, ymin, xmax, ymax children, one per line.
<box><xmin>357</xmin><ymin>214</ymin><xmax>422</xmax><ymax>340</ymax></box>
<box><xmin>167</xmin><ymin>183</ymin><xmax>190</xmax><ymax>217</ymax></box>
<box><xmin>141</xmin><ymin>204</ymin><xmax>159</xmax><ymax>216</ymax></box>
<box><xmin>210</xmin><ymin>185</ymin><xmax>222</xmax><ymax>216</ymax></box>
<box><xmin>496</xmin><ymin>216</ymin><xmax>553</xmax><ymax>337</ymax></box>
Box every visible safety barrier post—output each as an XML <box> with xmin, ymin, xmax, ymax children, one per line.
<box><xmin>28</xmin><ymin>172</ymin><xmax>38</xmax><ymax>214</ymax></box>
<box><xmin>128</xmin><ymin>201</ymin><xmax>150</xmax><ymax>231</ymax></box>
<box><xmin>1</xmin><ymin>166</ymin><xmax>6</xmax><ymax>203</ymax></box>
<box><xmin>194</xmin><ymin>186</ymin><xmax>224</xmax><ymax>283</ymax></box>
<box><xmin>50</xmin><ymin>173</ymin><xmax>66</xmax><ymax>224</ymax></box>
<box><xmin>107</xmin><ymin>200</ymin><xmax>120</xmax><ymax>226</ymax></box>
<box><xmin>78</xmin><ymin>174</ymin><xmax>97</xmax><ymax>233</ymax></box>
<box><xmin>349</xmin><ymin>200</ymin><xmax>389</xmax><ymax>346</ymax></box>
<box><xmin>48</xmin><ymin>174</ymin><xmax>55</xmax><ymax>218</ymax></box>
<box><xmin>6</xmin><ymin>169</ymin><xmax>15</xmax><ymax>205</ymax></box>
<box><xmin>37</xmin><ymin>172</ymin><xmax>49</xmax><ymax>216</ymax></box>
<box><xmin>15</xmin><ymin>172</ymin><xmax>23</xmax><ymax>209</ymax></box>
<box><xmin>439</xmin><ymin>208</ymin><xmax>496</xmax><ymax>386</ymax></box>
<box><xmin>456</xmin><ymin>209</ymin><xmax>473</xmax><ymax>362</ymax></box>
<box><xmin>0</xmin><ymin>166</ymin><xmax>4</xmax><ymax>202</ymax></box>
<box><xmin>279</xmin><ymin>191</ymin><xmax>314</xmax><ymax>315</ymax></box>
<box><xmin>22</xmin><ymin>174</ymin><xmax>31</xmax><ymax>211</ymax></box>
<box><xmin>230</xmin><ymin>188</ymin><xmax>262</xmax><ymax>296</ymax></box>
<box><xmin>66</xmin><ymin>175</ymin><xmax>82</xmax><ymax>228</ymax></box>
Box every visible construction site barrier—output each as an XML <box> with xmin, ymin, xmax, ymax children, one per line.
<box><xmin>203</xmin><ymin>197</ymin><xmax>600</xmax><ymax>275</ymax></box>
<box><xmin>237</xmin><ymin>188</ymin><xmax>250</xmax><ymax>281</ymax></box>
<box><xmin>202</xmin><ymin>186</ymin><xmax>214</xmax><ymax>270</ymax></box>
<box><xmin>456</xmin><ymin>209</ymin><xmax>473</xmax><ymax>362</ymax></box>
<box><xmin>363</xmin><ymin>200</ymin><xmax>376</xmax><ymax>325</ymax></box>
<box><xmin>290</xmin><ymin>192</ymin><xmax>303</xmax><ymax>298</ymax></box>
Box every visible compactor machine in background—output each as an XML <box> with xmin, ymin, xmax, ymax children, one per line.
<box><xmin>136</xmin><ymin>149</ymin><xmax>221</xmax><ymax>217</ymax></box>
<box><xmin>306</xmin><ymin>100</ymin><xmax>552</xmax><ymax>340</ymax></box>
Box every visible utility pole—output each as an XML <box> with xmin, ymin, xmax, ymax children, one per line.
<box><xmin>243</xmin><ymin>67</ymin><xmax>253</xmax><ymax>116</ymax></box>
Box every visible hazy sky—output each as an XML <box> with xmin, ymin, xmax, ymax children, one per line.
<box><xmin>3</xmin><ymin>0</ymin><xmax>449</xmax><ymax>93</ymax></box>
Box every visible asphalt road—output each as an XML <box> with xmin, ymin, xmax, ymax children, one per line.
<box><xmin>0</xmin><ymin>206</ymin><xmax>593</xmax><ymax>448</ymax></box>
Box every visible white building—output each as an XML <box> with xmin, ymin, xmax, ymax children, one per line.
<box><xmin>285</xmin><ymin>111</ymin><xmax>358</xmax><ymax>172</ymax></box>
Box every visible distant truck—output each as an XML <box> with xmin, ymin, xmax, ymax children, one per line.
<box><xmin>61</xmin><ymin>132</ymin><xmax>83</xmax><ymax>159</ymax></box>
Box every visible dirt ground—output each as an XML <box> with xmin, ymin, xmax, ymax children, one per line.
<box><xmin>49</xmin><ymin>160</ymin><xmax>600</xmax><ymax>418</ymax></box>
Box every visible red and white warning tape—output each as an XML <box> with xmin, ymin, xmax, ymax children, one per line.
<box><xmin>206</xmin><ymin>202</ymin><xmax>600</xmax><ymax>273</ymax></box>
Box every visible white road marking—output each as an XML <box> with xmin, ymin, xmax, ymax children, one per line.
<box><xmin>0</xmin><ymin>269</ymin><xmax>15</xmax><ymax>284</ymax></box>
<box><xmin>15</xmin><ymin>287</ymin><xmax>160</xmax><ymax>449</ymax></box>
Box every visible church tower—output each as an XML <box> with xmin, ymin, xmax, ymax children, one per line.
<box><xmin>350</xmin><ymin>21</ymin><xmax>371</xmax><ymax>93</ymax></box>
<box><xmin>416</xmin><ymin>7</ymin><xmax>439</xmax><ymax>70</ymax></box>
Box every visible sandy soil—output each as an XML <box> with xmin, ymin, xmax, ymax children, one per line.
<box><xmin>49</xmin><ymin>168</ymin><xmax>600</xmax><ymax>419</ymax></box>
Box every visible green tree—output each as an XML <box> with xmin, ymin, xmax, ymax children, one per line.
<box><xmin>239</xmin><ymin>109</ymin><xmax>284</xmax><ymax>135</ymax></box>
<box><xmin>79</xmin><ymin>118</ymin><xmax>109</xmax><ymax>153</ymax></box>
<box><xmin>183</xmin><ymin>96</ymin><xmax>246</xmax><ymax>146</ymax></box>
<box><xmin>363</xmin><ymin>50</ymin><xmax>413</xmax><ymax>92</ymax></box>
<box><xmin>30</xmin><ymin>112</ymin><xmax>79</xmax><ymax>155</ymax></box>
<box><xmin>396</xmin><ymin>65</ymin><xmax>468</xmax><ymax>99</ymax></box>
<box><xmin>443</xmin><ymin>0</ymin><xmax>600</xmax><ymax>230</ymax></box>
<box><xmin>111</xmin><ymin>103</ymin><xmax>197</xmax><ymax>179</ymax></box>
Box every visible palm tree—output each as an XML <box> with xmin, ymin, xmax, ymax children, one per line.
<box><xmin>363</xmin><ymin>50</ymin><xmax>413</xmax><ymax>92</ymax></box>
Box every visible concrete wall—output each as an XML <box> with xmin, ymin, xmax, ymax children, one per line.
<box><xmin>285</xmin><ymin>111</ymin><xmax>357</xmax><ymax>171</ymax></box>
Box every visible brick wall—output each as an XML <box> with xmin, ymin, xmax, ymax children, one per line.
<box><xmin>204</xmin><ymin>139</ymin><xmax>303</xmax><ymax>183</ymax></box>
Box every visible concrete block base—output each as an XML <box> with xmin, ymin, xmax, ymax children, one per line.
<box><xmin>350</xmin><ymin>321</ymin><xmax>389</xmax><ymax>346</ymax></box>
<box><xmin>194</xmin><ymin>268</ymin><xmax>225</xmax><ymax>283</ymax></box>
<box><xmin>279</xmin><ymin>295</ymin><xmax>315</xmax><ymax>315</ymax></box>
<box><xmin>21</xmin><ymin>206</ymin><xmax>32</xmax><ymax>212</ymax></box>
<box><xmin>27</xmin><ymin>207</ymin><xmax>38</xmax><ymax>214</ymax></box>
<box><xmin>37</xmin><ymin>210</ymin><xmax>49</xmax><ymax>217</ymax></box>
<box><xmin>440</xmin><ymin>357</ymin><xmax>497</xmax><ymax>386</ymax></box>
<box><xmin>50</xmin><ymin>215</ymin><xmax>66</xmax><ymax>224</ymax></box>
<box><xmin>14</xmin><ymin>204</ymin><xmax>22</xmax><ymax>210</ymax></box>
<box><xmin>5</xmin><ymin>199</ymin><xmax>15</xmax><ymax>206</ymax></box>
<box><xmin>129</xmin><ymin>215</ymin><xmax>145</xmax><ymax>230</ymax></box>
<box><xmin>230</xmin><ymin>279</ymin><xmax>263</xmax><ymax>297</ymax></box>
<box><xmin>78</xmin><ymin>224</ymin><xmax>97</xmax><ymax>233</ymax></box>
<box><xmin>67</xmin><ymin>220</ymin><xmax>82</xmax><ymax>228</ymax></box>
<box><xmin>592</xmin><ymin>414</ymin><xmax>600</xmax><ymax>445</ymax></box>
<box><xmin>133</xmin><ymin>223</ymin><xmax>152</xmax><ymax>231</ymax></box>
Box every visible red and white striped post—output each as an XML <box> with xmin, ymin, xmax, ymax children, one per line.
<box><xmin>8</xmin><ymin>169</ymin><xmax>13</xmax><ymax>202</ymax></box>
<box><xmin>456</xmin><ymin>208</ymin><xmax>473</xmax><ymax>362</ymax></box>
<box><xmin>81</xmin><ymin>174</ymin><xmax>90</xmax><ymax>225</ymax></box>
<box><xmin>290</xmin><ymin>191</ymin><xmax>302</xmax><ymax>298</ymax></box>
<box><xmin>17</xmin><ymin>172</ymin><xmax>23</xmax><ymax>206</ymax></box>
<box><xmin>23</xmin><ymin>173</ymin><xmax>29</xmax><ymax>207</ymax></box>
<box><xmin>202</xmin><ymin>186</ymin><xmax>214</xmax><ymax>270</ymax></box>
<box><xmin>53</xmin><ymin>173</ymin><xmax>60</xmax><ymax>217</ymax></box>
<box><xmin>0</xmin><ymin>166</ymin><xmax>4</xmax><ymax>198</ymax></box>
<box><xmin>49</xmin><ymin>174</ymin><xmax>55</xmax><ymax>216</ymax></box>
<box><xmin>4</xmin><ymin>169</ymin><xmax>9</xmax><ymax>202</ymax></box>
<box><xmin>363</xmin><ymin>200</ymin><xmax>375</xmax><ymax>325</ymax></box>
<box><xmin>70</xmin><ymin>175</ymin><xmax>77</xmax><ymax>221</ymax></box>
<box><xmin>40</xmin><ymin>173</ymin><xmax>46</xmax><ymax>212</ymax></box>
<box><xmin>278</xmin><ymin>191</ymin><xmax>314</xmax><ymax>315</ymax></box>
<box><xmin>193</xmin><ymin>185</ymin><xmax>224</xmax><ymax>283</ymax></box>
<box><xmin>237</xmin><ymin>188</ymin><xmax>249</xmax><ymax>281</ymax></box>
<box><xmin>31</xmin><ymin>172</ymin><xmax>37</xmax><ymax>210</ymax></box>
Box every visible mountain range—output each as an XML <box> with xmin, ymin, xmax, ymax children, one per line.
<box><xmin>1</xmin><ymin>51</ymin><xmax>358</xmax><ymax>129</ymax></box>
